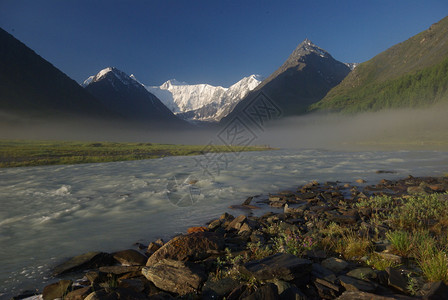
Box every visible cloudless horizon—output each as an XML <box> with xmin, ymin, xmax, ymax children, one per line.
<box><xmin>1</xmin><ymin>0</ymin><xmax>447</xmax><ymax>87</ymax></box>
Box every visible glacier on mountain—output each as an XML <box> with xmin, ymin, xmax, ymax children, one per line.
<box><xmin>145</xmin><ymin>75</ymin><xmax>262</xmax><ymax>122</ymax></box>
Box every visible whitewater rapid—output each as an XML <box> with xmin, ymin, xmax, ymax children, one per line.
<box><xmin>1</xmin><ymin>149</ymin><xmax>448</xmax><ymax>297</ymax></box>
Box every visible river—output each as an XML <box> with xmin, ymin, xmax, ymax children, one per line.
<box><xmin>1</xmin><ymin>149</ymin><xmax>448</xmax><ymax>297</ymax></box>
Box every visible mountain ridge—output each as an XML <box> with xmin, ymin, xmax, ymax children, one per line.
<box><xmin>145</xmin><ymin>74</ymin><xmax>262</xmax><ymax>122</ymax></box>
<box><xmin>311</xmin><ymin>16</ymin><xmax>448</xmax><ymax>113</ymax></box>
<box><xmin>83</xmin><ymin>67</ymin><xmax>186</xmax><ymax>126</ymax></box>
<box><xmin>0</xmin><ymin>27</ymin><xmax>117</xmax><ymax>120</ymax></box>
<box><xmin>222</xmin><ymin>39</ymin><xmax>351</xmax><ymax>123</ymax></box>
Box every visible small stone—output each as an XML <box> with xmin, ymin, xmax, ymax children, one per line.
<box><xmin>336</xmin><ymin>291</ymin><xmax>397</xmax><ymax>300</ymax></box>
<box><xmin>226</xmin><ymin>215</ymin><xmax>247</xmax><ymax>230</ymax></box>
<box><xmin>311</xmin><ymin>263</ymin><xmax>337</xmax><ymax>283</ymax></box>
<box><xmin>208</xmin><ymin>219</ymin><xmax>222</xmax><ymax>230</ymax></box>
<box><xmin>142</xmin><ymin>259</ymin><xmax>206</xmax><ymax>296</ymax></box>
<box><xmin>338</xmin><ymin>275</ymin><xmax>376</xmax><ymax>292</ymax></box>
<box><xmin>113</xmin><ymin>249</ymin><xmax>147</xmax><ymax>266</ymax></box>
<box><xmin>238</xmin><ymin>222</ymin><xmax>252</xmax><ymax>235</ymax></box>
<box><xmin>242</xmin><ymin>253</ymin><xmax>312</xmax><ymax>282</ymax></box>
<box><xmin>99</xmin><ymin>265</ymin><xmax>141</xmax><ymax>275</ymax></box>
<box><xmin>118</xmin><ymin>278</ymin><xmax>145</xmax><ymax>293</ymax></box>
<box><xmin>85</xmin><ymin>270</ymin><xmax>106</xmax><ymax>284</ymax></box>
<box><xmin>321</xmin><ymin>257</ymin><xmax>348</xmax><ymax>273</ymax></box>
<box><xmin>64</xmin><ymin>286</ymin><xmax>93</xmax><ymax>300</ymax></box>
<box><xmin>356</xmin><ymin>179</ymin><xmax>366</xmax><ymax>184</ymax></box>
<box><xmin>314</xmin><ymin>281</ymin><xmax>341</xmax><ymax>299</ymax></box>
<box><xmin>423</xmin><ymin>281</ymin><xmax>448</xmax><ymax>300</ymax></box>
<box><xmin>243</xmin><ymin>283</ymin><xmax>278</xmax><ymax>300</ymax></box>
<box><xmin>242</xmin><ymin>196</ymin><xmax>253</xmax><ymax>205</ymax></box>
<box><xmin>187</xmin><ymin>226</ymin><xmax>208</xmax><ymax>233</ymax></box>
<box><xmin>281</xmin><ymin>285</ymin><xmax>308</xmax><ymax>300</ymax></box>
<box><xmin>202</xmin><ymin>277</ymin><xmax>240</xmax><ymax>299</ymax></box>
<box><xmin>346</xmin><ymin>268</ymin><xmax>377</xmax><ymax>281</ymax></box>
<box><xmin>386</xmin><ymin>267</ymin><xmax>408</xmax><ymax>293</ymax></box>
<box><xmin>147</xmin><ymin>242</ymin><xmax>161</xmax><ymax>255</ymax></box>
<box><xmin>220</xmin><ymin>212</ymin><xmax>234</xmax><ymax>221</ymax></box>
<box><xmin>52</xmin><ymin>252</ymin><xmax>114</xmax><ymax>275</ymax></box>
<box><xmin>42</xmin><ymin>280</ymin><xmax>73</xmax><ymax>300</ymax></box>
<box><xmin>146</xmin><ymin>231</ymin><xmax>224</xmax><ymax>266</ymax></box>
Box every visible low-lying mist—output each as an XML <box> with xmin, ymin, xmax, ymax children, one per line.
<box><xmin>1</xmin><ymin>103</ymin><xmax>448</xmax><ymax>151</ymax></box>
<box><xmin>257</xmin><ymin>102</ymin><xmax>448</xmax><ymax>151</ymax></box>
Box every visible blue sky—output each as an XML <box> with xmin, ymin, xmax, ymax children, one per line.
<box><xmin>1</xmin><ymin>0</ymin><xmax>447</xmax><ymax>87</ymax></box>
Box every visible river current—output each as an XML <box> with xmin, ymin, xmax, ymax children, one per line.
<box><xmin>1</xmin><ymin>149</ymin><xmax>448</xmax><ymax>297</ymax></box>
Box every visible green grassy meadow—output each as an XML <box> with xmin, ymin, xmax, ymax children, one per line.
<box><xmin>0</xmin><ymin>140</ymin><xmax>274</xmax><ymax>168</ymax></box>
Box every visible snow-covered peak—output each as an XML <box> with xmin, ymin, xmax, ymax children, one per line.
<box><xmin>94</xmin><ymin>67</ymin><xmax>114</xmax><ymax>81</ymax></box>
<box><xmin>144</xmin><ymin>74</ymin><xmax>262</xmax><ymax>121</ymax></box>
<box><xmin>81</xmin><ymin>75</ymin><xmax>94</xmax><ymax>87</ymax></box>
<box><xmin>163</xmin><ymin>79</ymin><xmax>188</xmax><ymax>87</ymax></box>
<box><xmin>83</xmin><ymin>67</ymin><xmax>141</xmax><ymax>88</ymax></box>
<box><xmin>344</xmin><ymin>62</ymin><xmax>359</xmax><ymax>70</ymax></box>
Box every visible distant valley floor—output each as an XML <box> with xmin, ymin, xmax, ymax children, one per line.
<box><xmin>0</xmin><ymin>140</ymin><xmax>274</xmax><ymax>168</ymax></box>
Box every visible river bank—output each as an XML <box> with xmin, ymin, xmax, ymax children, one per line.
<box><xmin>12</xmin><ymin>174</ymin><xmax>448</xmax><ymax>299</ymax></box>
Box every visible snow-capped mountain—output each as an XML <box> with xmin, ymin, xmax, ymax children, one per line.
<box><xmin>146</xmin><ymin>74</ymin><xmax>262</xmax><ymax>122</ymax></box>
<box><xmin>83</xmin><ymin>67</ymin><xmax>185</xmax><ymax>126</ymax></box>
<box><xmin>344</xmin><ymin>62</ymin><xmax>359</xmax><ymax>70</ymax></box>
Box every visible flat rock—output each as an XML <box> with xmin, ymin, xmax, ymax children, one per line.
<box><xmin>311</xmin><ymin>263</ymin><xmax>337</xmax><ymax>283</ymax></box>
<box><xmin>227</xmin><ymin>215</ymin><xmax>247</xmax><ymax>230</ymax></box>
<box><xmin>314</xmin><ymin>281</ymin><xmax>341</xmax><ymax>299</ymax></box>
<box><xmin>99</xmin><ymin>265</ymin><xmax>141</xmax><ymax>275</ymax></box>
<box><xmin>84</xmin><ymin>288</ymin><xmax>146</xmax><ymax>300</ymax></box>
<box><xmin>321</xmin><ymin>257</ymin><xmax>348</xmax><ymax>273</ymax></box>
<box><xmin>146</xmin><ymin>231</ymin><xmax>224</xmax><ymax>266</ymax></box>
<box><xmin>118</xmin><ymin>278</ymin><xmax>145</xmax><ymax>293</ymax></box>
<box><xmin>386</xmin><ymin>267</ymin><xmax>408</xmax><ymax>293</ymax></box>
<box><xmin>423</xmin><ymin>281</ymin><xmax>448</xmax><ymax>300</ymax></box>
<box><xmin>338</xmin><ymin>275</ymin><xmax>376</xmax><ymax>293</ymax></box>
<box><xmin>43</xmin><ymin>280</ymin><xmax>73</xmax><ymax>300</ymax></box>
<box><xmin>280</xmin><ymin>285</ymin><xmax>308</xmax><ymax>300</ymax></box>
<box><xmin>346</xmin><ymin>268</ymin><xmax>377</xmax><ymax>281</ymax></box>
<box><xmin>336</xmin><ymin>291</ymin><xmax>398</xmax><ymax>300</ymax></box>
<box><xmin>64</xmin><ymin>286</ymin><xmax>93</xmax><ymax>300</ymax></box>
<box><xmin>202</xmin><ymin>277</ymin><xmax>240</xmax><ymax>299</ymax></box>
<box><xmin>242</xmin><ymin>283</ymin><xmax>279</xmax><ymax>300</ymax></box>
<box><xmin>53</xmin><ymin>252</ymin><xmax>114</xmax><ymax>275</ymax></box>
<box><xmin>142</xmin><ymin>259</ymin><xmax>206</xmax><ymax>296</ymax></box>
<box><xmin>242</xmin><ymin>253</ymin><xmax>312</xmax><ymax>281</ymax></box>
<box><xmin>113</xmin><ymin>249</ymin><xmax>147</xmax><ymax>266</ymax></box>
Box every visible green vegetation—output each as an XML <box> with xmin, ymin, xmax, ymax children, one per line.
<box><xmin>311</xmin><ymin>16</ymin><xmax>448</xmax><ymax>113</ymax></box>
<box><xmin>355</xmin><ymin>193</ymin><xmax>448</xmax><ymax>283</ymax></box>
<box><xmin>311</xmin><ymin>57</ymin><xmax>448</xmax><ymax>113</ymax></box>
<box><xmin>0</xmin><ymin>140</ymin><xmax>274</xmax><ymax>168</ymax></box>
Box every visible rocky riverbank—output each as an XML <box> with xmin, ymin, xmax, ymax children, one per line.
<box><xmin>12</xmin><ymin>175</ymin><xmax>448</xmax><ymax>299</ymax></box>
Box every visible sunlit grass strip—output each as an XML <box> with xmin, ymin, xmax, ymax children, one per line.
<box><xmin>0</xmin><ymin>140</ymin><xmax>276</xmax><ymax>168</ymax></box>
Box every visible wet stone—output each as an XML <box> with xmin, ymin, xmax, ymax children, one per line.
<box><xmin>42</xmin><ymin>280</ymin><xmax>73</xmax><ymax>300</ymax></box>
<box><xmin>142</xmin><ymin>259</ymin><xmax>206</xmax><ymax>296</ymax></box>
<box><xmin>52</xmin><ymin>252</ymin><xmax>114</xmax><ymax>276</ymax></box>
<box><xmin>113</xmin><ymin>249</ymin><xmax>147</xmax><ymax>266</ymax></box>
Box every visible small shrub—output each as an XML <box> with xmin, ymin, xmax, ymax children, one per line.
<box><xmin>418</xmin><ymin>250</ymin><xmax>448</xmax><ymax>282</ymax></box>
<box><xmin>386</xmin><ymin>230</ymin><xmax>414</xmax><ymax>257</ymax></box>
<box><xmin>367</xmin><ymin>253</ymin><xmax>401</xmax><ymax>271</ymax></box>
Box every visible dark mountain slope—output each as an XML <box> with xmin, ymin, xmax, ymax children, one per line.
<box><xmin>222</xmin><ymin>39</ymin><xmax>351</xmax><ymax>123</ymax></box>
<box><xmin>0</xmin><ymin>27</ymin><xmax>115</xmax><ymax>119</ymax></box>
